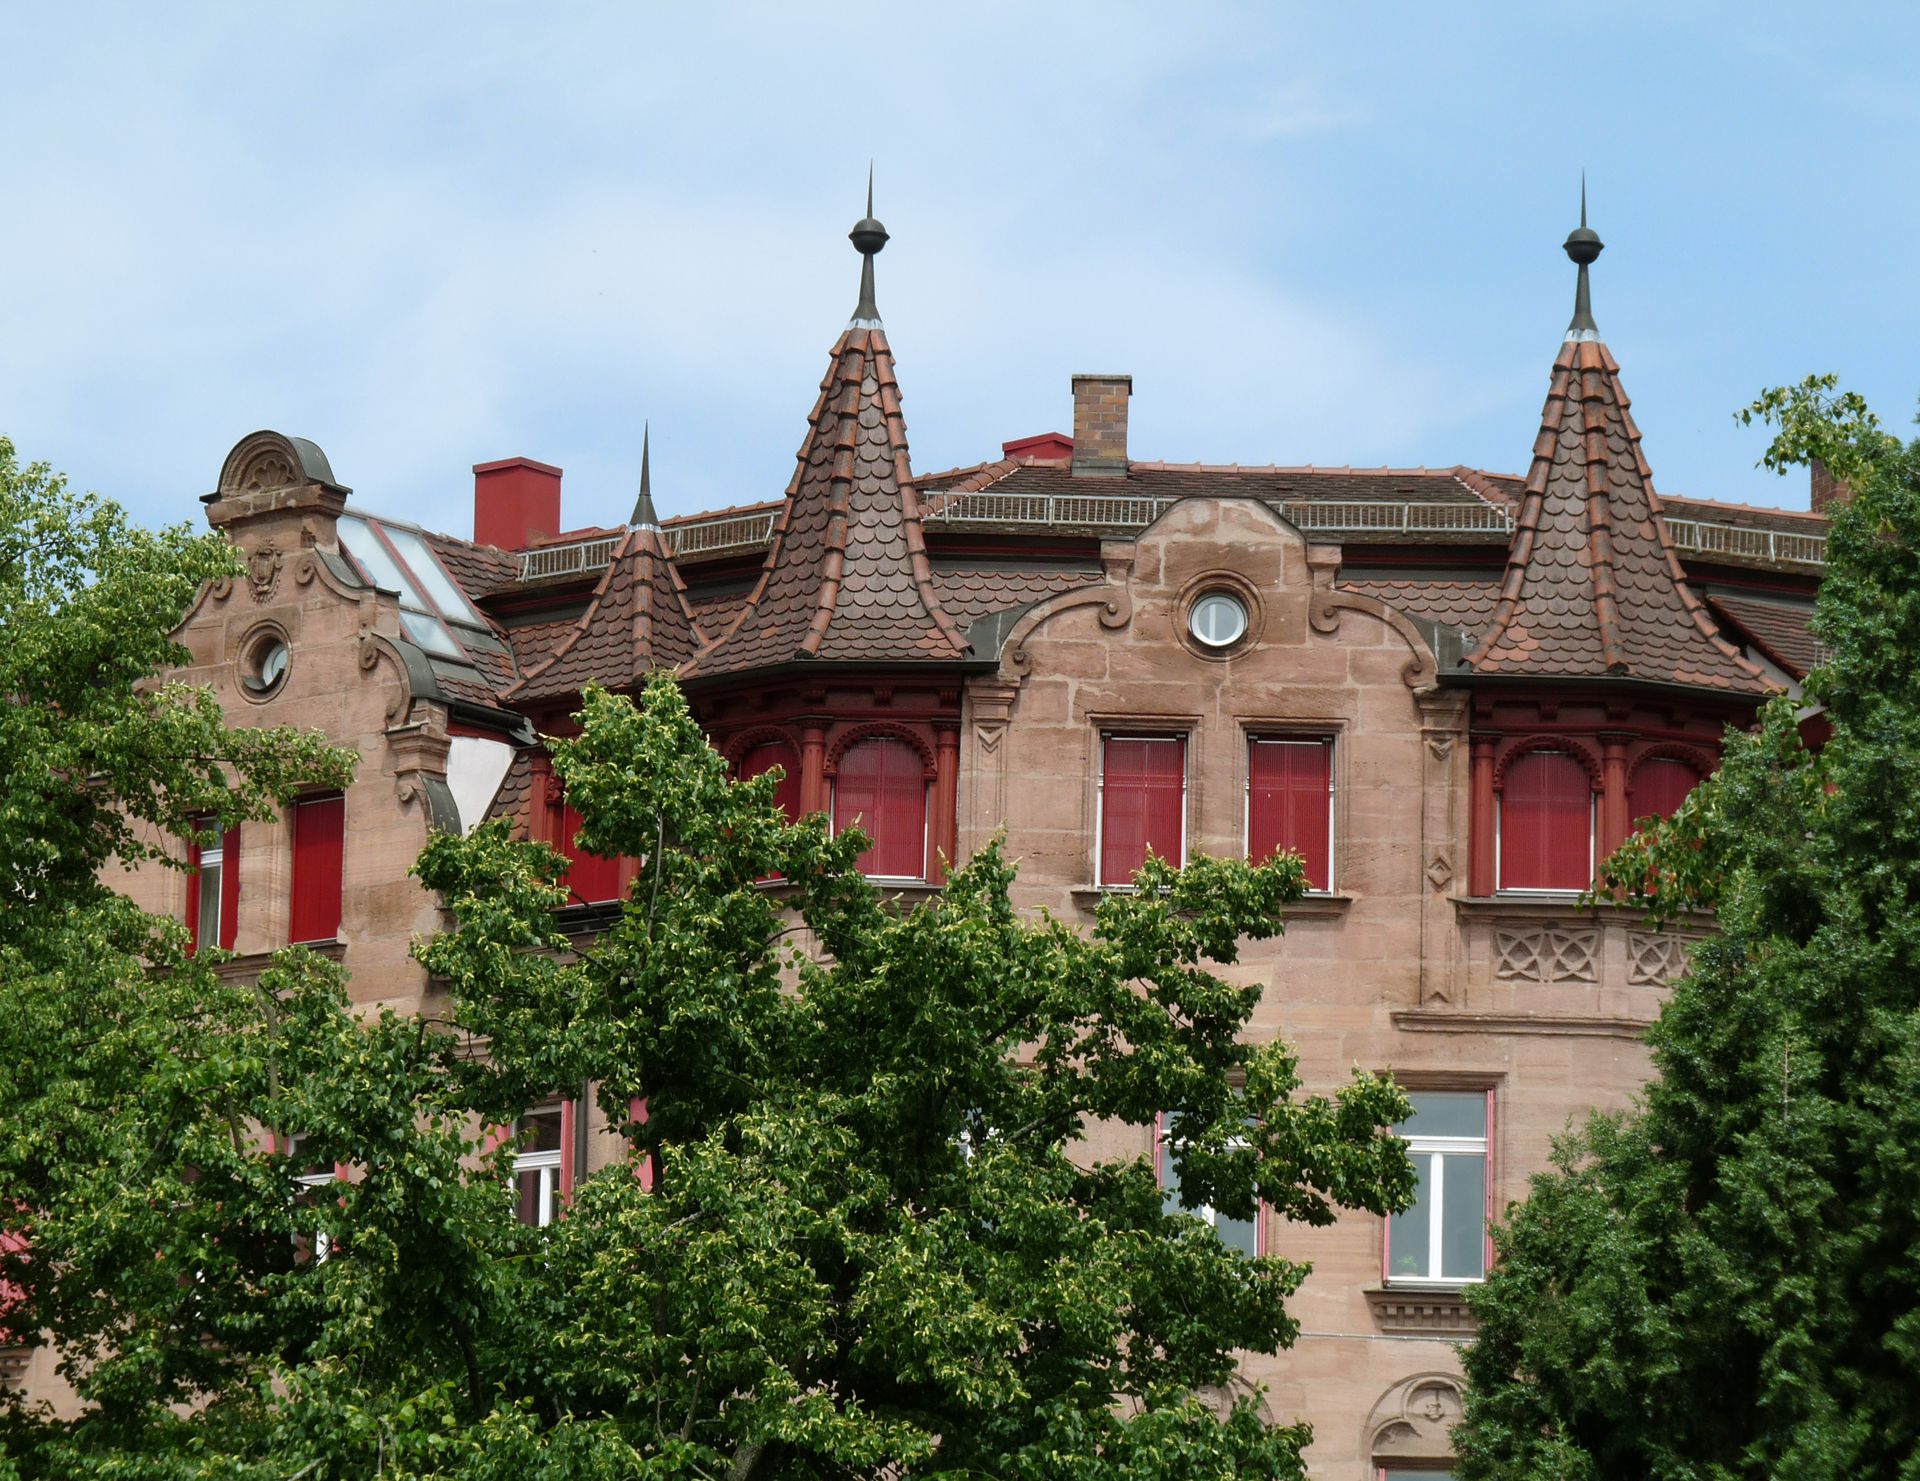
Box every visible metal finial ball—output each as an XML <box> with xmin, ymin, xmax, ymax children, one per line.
<box><xmin>850</xmin><ymin>216</ymin><xmax>889</xmax><ymax>256</ymax></box>
<box><xmin>1564</xmin><ymin>224</ymin><xmax>1603</xmax><ymax>266</ymax></box>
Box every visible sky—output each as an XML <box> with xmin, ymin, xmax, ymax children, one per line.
<box><xmin>3</xmin><ymin>4</ymin><xmax>1916</xmax><ymax>540</ymax></box>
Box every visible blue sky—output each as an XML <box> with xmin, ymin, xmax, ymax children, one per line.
<box><xmin>3</xmin><ymin>4</ymin><xmax>1915</xmax><ymax>539</ymax></box>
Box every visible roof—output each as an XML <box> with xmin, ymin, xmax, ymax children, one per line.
<box><xmin>1707</xmin><ymin>593</ymin><xmax>1823</xmax><ymax>678</ymax></box>
<box><xmin>684</xmin><ymin>324</ymin><xmax>973</xmax><ymax>676</ymax></box>
<box><xmin>1464</xmin><ymin>338</ymin><xmax>1771</xmax><ymax>693</ymax></box>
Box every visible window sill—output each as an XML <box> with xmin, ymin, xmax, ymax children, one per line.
<box><xmin>1071</xmin><ymin>886</ymin><xmax>1352</xmax><ymax>918</ymax></box>
<box><xmin>208</xmin><ymin>938</ymin><xmax>347</xmax><ymax>981</ymax></box>
<box><xmin>1365</xmin><ymin>1284</ymin><xmax>1480</xmax><ymax>1337</ymax></box>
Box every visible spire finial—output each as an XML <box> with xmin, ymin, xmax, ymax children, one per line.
<box><xmin>848</xmin><ymin>163</ymin><xmax>888</xmax><ymax>328</ymax></box>
<box><xmin>1563</xmin><ymin>173</ymin><xmax>1604</xmax><ymax>342</ymax></box>
<box><xmin>631</xmin><ymin>421</ymin><xmax>660</xmax><ymax>530</ymax></box>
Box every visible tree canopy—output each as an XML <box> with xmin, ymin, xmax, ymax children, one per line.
<box><xmin>0</xmin><ymin>436</ymin><xmax>1413</xmax><ymax>1479</ymax></box>
<box><xmin>1454</xmin><ymin>379</ymin><xmax>1920</xmax><ymax>1480</ymax></box>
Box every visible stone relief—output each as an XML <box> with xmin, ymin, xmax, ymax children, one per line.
<box><xmin>1363</xmin><ymin>1371</ymin><xmax>1465</xmax><ymax>1465</ymax></box>
<box><xmin>1495</xmin><ymin>926</ymin><xmax>1599</xmax><ymax>984</ymax></box>
<box><xmin>1628</xmin><ymin>930</ymin><xmax>1693</xmax><ymax>986</ymax></box>
<box><xmin>247</xmin><ymin>540</ymin><xmax>283</xmax><ymax>603</ymax></box>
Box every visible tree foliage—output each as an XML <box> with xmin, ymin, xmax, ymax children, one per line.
<box><xmin>0</xmin><ymin>440</ymin><xmax>1413</xmax><ymax>1481</ymax></box>
<box><xmin>1454</xmin><ymin>380</ymin><xmax>1920</xmax><ymax>1480</ymax></box>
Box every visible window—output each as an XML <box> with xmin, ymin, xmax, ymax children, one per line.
<box><xmin>832</xmin><ymin>737</ymin><xmax>927</xmax><ymax>880</ymax></box>
<box><xmin>1498</xmin><ymin>750</ymin><xmax>1592</xmax><ymax>892</ymax></box>
<box><xmin>186</xmin><ymin>820</ymin><xmax>240</xmax><ymax>953</ymax></box>
<box><xmin>1380</xmin><ymin>1471</ymin><xmax>1457</xmax><ymax>1480</ymax></box>
<box><xmin>1247</xmin><ymin>736</ymin><xmax>1333</xmax><ymax>890</ymax></box>
<box><xmin>284</xmin><ymin>1134</ymin><xmax>336</xmax><ymax>1263</ymax></box>
<box><xmin>512</xmin><ymin>1107</ymin><xmax>568</xmax><ymax>1227</ymax></box>
<box><xmin>1630</xmin><ymin>757</ymin><xmax>1701</xmax><ymax>825</ymax></box>
<box><xmin>1158</xmin><ymin>1113</ymin><xmax>1259</xmax><ymax>1257</ymax></box>
<box><xmin>1098</xmin><ymin>734</ymin><xmax>1186</xmax><ymax>887</ymax></box>
<box><xmin>559</xmin><ymin>802</ymin><xmax>624</xmax><ymax>905</ymax></box>
<box><xmin>737</xmin><ymin>739</ymin><xmax>802</xmax><ymax>822</ymax></box>
<box><xmin>1387</xmin><ymin>1091</ymin><xmax>1490</xmax><ymax>1285</ymax></box>
<box><xmin>1188</xmin><ymin>591</ymin><xmax>1248</xmax><ymax>648</ymax></box>
<box><xmin>289</xmin><ymin>794</ymin><xmax>345</xmax><ymax>943</ymax></box>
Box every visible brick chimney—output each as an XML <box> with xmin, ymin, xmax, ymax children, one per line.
<box><xmin>473</xmin><ymin>457</ymin><xmax>562</xmax><ymax>549</ymax></box>
<box><xmin>1071</xmin><ymin>374</ymin><xmax>1131</xmax><ymax>478</ymax></box>
<box><xmin>1810</xmin><ymin>457</ymin><xmax>1850</xmax><ymax>514</ymax></box>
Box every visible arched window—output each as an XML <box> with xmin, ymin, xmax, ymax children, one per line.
<box><xmin>1630</xmin><ymin>757</ymin><xmax>1702</xmax><ymax>825</ymax></box>
<box><xmin>1499</xmin><ymin>750</ymin><xmax>1592</xmax><ymax>891</ymax></box>
<box><xmin>736</xmin><ymin>739</ymin><xmax>802</xmax><ymax>822</ymax></box>
<box><xmin>559</xmin><ymin>802</ymin><xmax>624</xmax><ymax>905</ymax></box>
<box><xmin>832</xmin><ymin>737</ymin><xmax>927</xmax><ymax>880</ymax></box>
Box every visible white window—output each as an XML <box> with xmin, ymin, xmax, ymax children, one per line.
<box><xmin>1387</xmin><ymin>1091</ymin><xmax>1489</xmax><ymax>1285</ymax></box>
<box><xmin>193</xmin><ymin>832</ymin><xmax>224</xmax><ymax>950</ymax></box>
<box><xmin>1157</xmin><ymin>1113</ymin><xmax>1259</xmax><ymax>1257</ymax></box>
<box><xmin>285</xmin><ymin>1134</ymin><xmax>334</xmax><ymax>1264</ymax></box>
<box><xmin>512</xmin><ymin>1107</ymin><xmax>566</xmax><ymax>1227</ymax></box>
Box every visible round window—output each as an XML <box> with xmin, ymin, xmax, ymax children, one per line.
<box><xmin>242</xmin><ymin>633</ymin><xmax>290</xmax><ymax>696</ymax></box>
<box><xmin>1188</xmin><ymin>591</ymin><xmax>1249</xmax><ymax>648</ymax></box>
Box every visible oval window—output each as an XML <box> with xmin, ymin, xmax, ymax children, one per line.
<box><xmin>1189</xmin><ymin>592</ymin><xmax>1249</xmax><ymax>648</ymax></box>
<box><xmin>242</xmin><ymin>633</ymin><xmax>290</xmax><ymax>696</ymax></box>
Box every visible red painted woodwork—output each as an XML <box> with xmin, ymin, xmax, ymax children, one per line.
<box><xmin>1099</xmin><ymin>735</ymin><xmax>1186</xmax><ymax>886</ymax></box>
<box><xmin>1469</xmin><ymin>737</ymin><xmax>1497</xmax><ymax>896</ymax></box>
<box><xmin>798</xmin><ymin>721</ymin><xmax>830</xmax><ymax>816</ymax></box>
<box><xmin>1499</xmin><ymin>750</ymin><xmax>1592</xmax><ymax>891</ymax></box>
<box><xmin>1247</xmin><ymin>737</ymin><xmax>1332</xmax><ymax>889</ymax></box>
<box><xmin>289</xmin><ymin>794</ymin><xmax>345</xmax><ymax>943</ymax></box>
<box><xmin>1630</xmin><ymin>757</ymin><xmax>1701</xmax><ymax>824</ymax></box>
<box><xmin>1598</xmin><ymin>736</ymin><xmax>1631</xmax><ymax>863</ymax></box>
<box><xmin>931</xmin><ymin>723</ymin><xmax>960</xmax><ymax>882</ymax></box>
<box><xmin>833</xmin><ymin>737</ymin><xmax>928</xmax><ymax>879</ymax></box>
<box><xmin>737</xmin><ymin>740</ymin><xmax>803</xmax><ymax>821</ymax></box>
<box><xmin>560</xmin><ymin>804</ymin><xmax>624</xmax><ymax>904</ymax></box>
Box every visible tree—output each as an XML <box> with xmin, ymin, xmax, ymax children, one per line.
<box><xmin>1453</xmin><ymin>378</ymin><xmax>1920</xmax><ymax>1480</ymax></box>
<box><xmin>0</xmin><ymin>443</ymin><xmax>1414</xmax><ymax>1481</ymax></box>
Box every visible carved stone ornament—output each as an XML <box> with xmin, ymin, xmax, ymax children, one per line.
<box><xmin>1362</xmin><ymin>1371</ymin><xmax>1466</xmax><ymax>1465</ymax></box>
<box><xmin>247</xmin><ymin>540</ymin><xmax>283</xmax><ymax>602</ymax></box>
<box><xmin>1629</xmin><ymin>931</ymin><xmax>1693</xmax><ymax>986</ymax></box>
<box><xmin>1495</xmin><ymin>926</ymin><xmax>1599</xmax><ymax>984</ymax></box>
<box><xmin>1426</xmin><ymin>851</ymin><xmax>1454</xmax><ymax>891</ymax></box>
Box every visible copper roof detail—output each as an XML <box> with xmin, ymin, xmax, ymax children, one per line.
<box><xmin>508</xmin><ymin>524</ymin><xmax>706</xmax><ymax>701</ymax></box>
<box><xmin>1465</xmin><ymin>337</ymin><xmax>1769</xmax><ymax>692</ymax></box>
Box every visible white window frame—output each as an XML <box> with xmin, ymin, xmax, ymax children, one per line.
<box><xmin>285</xmin><ymin>1135</ymin><xmax>334</xmax><ymax>1263</ymax></box>
<box><xmin>512</xmin><ymin>1109</ymin><xmax>566</xmax><ymax>1228</ymax></box>
<box><xmin>1387</xmin><ymin>1090</ymin><xmax>1491</xmax><ymax>1287</ymax></box>
<box><xmin>1156</xmin><ymin>1112</ymin><xmax>1261</xmax><ymax>1257</ymax></box>
<box><xmin>1095</xmin><ymin>733</ymin><xmax>1189</xmax><ymax>889</ymax></box>
<box><xmin>1494</xmin><ymin>753</ymin><xmax>1595</xmax><ymax>895</ymax></box>
<box><xmin>1243</xmin><ymin>734</ymin><xmax>1336</xmax><ymax>894</ymax></box>
<box><xmin>193</xmin><ymin>832</ymin><xmax>225</xmax><ymax>950</ymax></box>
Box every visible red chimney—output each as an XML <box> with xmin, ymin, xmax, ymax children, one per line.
<box><xmin>1810</xmin><ymin>457</ymin><xmax>1850</xmax><ymax>514</ymax></box>
<box><xmin>472</xmin><ymin>457</ymin><xmax>562</xmax><ymax>549</ymax></box>
<box><xmin>1002</xmin><ymin>432</ymin><xmax>1074</xmax><ymax>463</ymax></box>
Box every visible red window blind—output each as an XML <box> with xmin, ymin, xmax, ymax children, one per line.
<box><xmin>738</xmin><ymin>740</ymin><xmax>802</xmax><ymax>821</ymax></box>
<box><xmin>1500</xmin><ymin>750</ymin><xmax>1592</xmax><ymax>891</ymax></box>
<box><xmin>833</xmin><ymin>738</ymin><xmax>927</xmax><ymax>879</ymax></box>
<box><xmin>1099</xmin><ymin>735</ymin><xmax>1186</xmax><ymax>886</ymax></box>
<box><xmin>289</xmin><ymin>794</ymin><xmax>345</xmax><ymax>944</ymax></box>
<box><xmin>185</xmin><ymin>820</ymin><xmax>240</xmax><ymax>954</ymax></box>
<box><xmin>1629</xmin><ymin>757</ymin><xmax>1700</xmax><ymax>824</ymax></box>
<box><xmin>1248</xmin><ymin>737</ymin><xmax>1332</xmax><ymax>890</ymax></box>
<box><xmin>560</xmin><ymin>803</ymin><xmax>624</xmax><ymax>905</ymax></box>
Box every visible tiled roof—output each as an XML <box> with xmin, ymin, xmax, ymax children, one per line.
<box><xmin>688</xmin><ymin>589</ymin><xmax>752</xmax><ymax>632</ymax></box>
<box><xmin>509</xmin><ymin>526</ymin><xmax>706</xmax><ymax>701</ymax></box>
<box><xmin>1339</xmin><ymin>578</ymin><xmax>1503</xmax><ymax>636</ymax></box>
<box><xmin>685</xmin><ymin>326</ymin><xmax>972</xmax><ymax>675</ymax></box>
<box><xmin>424</xmin><ymin>532</ymin><xmax>521</xmax><ymax>598</ymax></box>
<box><xmin>499</xmin><ymin>617</ymin><xmax>585</xmax><ymax>677</ymax></box>
<box><xmin>928</xmin><ymin>561</ymin><xmax>1103</xmax><ymax>624</ymax></box>
<box><xmin>1466</xmin><ymin>339</ymin><xmax>1770</xmax><ymax>693</ymax></box>
<box><xmin>924</xmin><ymin>461</ymin><xmax>1516</xmax><ymax>510</ymax></box>
<box><xmin>1707</xmin><ymin>594</ymin><xmax>1822</xmax><ymax>678</ymax></box>
<box><xmin>485</xmin><ymin>745</ymin><xmax>536</xmax><ymax>830</ymax></box>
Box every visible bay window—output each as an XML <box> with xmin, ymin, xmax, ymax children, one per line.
<box><xmin>737</xmin><ymin>739</ymin><xmax>803</xmax><ymax>822</ymax></box>
<box><xmin>1497</xmin><ymin>750</ymin><xmax>1592</xmax><ymax>892</ymax></box>
<box><xmin>832</xmin><ymin>737</ymin><xmax>927</xmax><ymax>881</ymax></box>
<box><xmin>1629</xmin><ymin>756</ymin><xmax>1702</xmax><ymax>825</ymax></box>
<box><xmin>1098</xmin><ymin>734</ymin><xmax>1186</xmax><ymax>887</ymax></box>
<box><xmin>559</xmin><ymin>801</ymin><xmax>624</xmax><ymax>905</ymax></box>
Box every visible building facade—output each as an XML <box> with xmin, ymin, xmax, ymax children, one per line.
<box><xmin>33</xmin><ymin>203</ymin><xmax>1834</xmax><ymax>1477</ymax></box>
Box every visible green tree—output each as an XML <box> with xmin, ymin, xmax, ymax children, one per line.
<box><xmin>0</xmin><ymin>435</ymin><xmax>1413</xmax><ymax>1478</ymax></box>
<box><xmin>1454</xmin><ymin>378</ymin><xmax>1920</xmax><ymax>1480</ymax></box>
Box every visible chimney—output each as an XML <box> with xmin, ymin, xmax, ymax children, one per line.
<box><xmin>472</xmin><ymin>457</ymin><xmax>562</xmax><ymax>549</ymax></box>
<box><xmin>1810</xmin><ymin>457</ymin><xmax>1850</xmax><ymax>515</ymax></box>
<box><xmin>1002</xmin><ymin>431</ymin><xmax>1074</xmax><ymax>463</ymax></box>
<box><xmin>1071</xmin><ymin>374</ymin><xmax>1131</xmax><ymax>478</ymax></box>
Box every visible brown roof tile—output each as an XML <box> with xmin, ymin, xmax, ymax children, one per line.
<box><xmin>1707</xmin><ymin>594</ymin><xmax>1822</xmax><ymax>678</ymax></box>
<box><xmin>484</xmin><ymin>746</ymin><xmax>536</xmax><ymax>832</ymax></box>
<box><xmin>685</xmin><ymin>326</ymin><xmax>972</xmax><ymax>675</ymax></box>
<box><xmin>1339</xmin><ymin>577</ymin><xmax>1503</xmax><ymax>636</ymax></box>
<box><xmin>1466</xmin><ymin>340</ymin><xmax>1772</xmax><ymax>693</ymax></box>
<box><xmin>928</xmin><ymin>561</ymin><xmax>1103</xmax><ymax>624</ymax></box>
<box><xmin>423</xmin><ymin>532</ymin><xmax>521</xmax><ymax>598</ymax></box>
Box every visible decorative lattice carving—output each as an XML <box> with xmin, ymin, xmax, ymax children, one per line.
<box><xmin>1629</xmin><ymin>931</ymin><xmax>1692</xmax><ymax>986</ymax></box>
<box><xmin>1495</xmin><ymin>927</ymin><xmax>1598</xmax><ymax>984</ymax></box>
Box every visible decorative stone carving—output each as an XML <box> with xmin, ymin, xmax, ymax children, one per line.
<box><xmin>1495</xmin><ymin>926</ymin><xmax>1598</xmax><ymax>984</ymax></box>
<box><xmin>1362</xmin><ymin>1371</ymin><xmax>1467</xmax><ymax>1466</ymax></box>
<box><xmin>234</xmin><ymin>450</ymin><xmax>297</xmax><ymax>493</ymax></box>
<box><xmin>1365</xmin><ymin>1287</ymin><xmax>1478</xmax><ymax>1338</ymax></box>
<box><xmin>1629</xmin><ymin>931</ymin><xmax>1693</xmax><ymax>986</ymax></box>
<box><xmin>1307</xmin><ymin>589</ymin><xmax>1438</xmax><ymax>688</ymax></box>
<box><xmin>247</xmin><ymin>540</ymin><xmax>283</xmax><ymax>602</ymax></box>
<box><xmin>1426</xmin><ymin>850</ymin><xmax>1453</xmax><ymax>891</ymax></box>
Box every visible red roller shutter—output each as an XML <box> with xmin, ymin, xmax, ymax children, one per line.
<box><xmin>561</xmin><ymin>803</ymin><xmax>624</xmax><ymax>904</ymax></box>
<box><xmin>289</xmin><ymin>794</ymin><xmax>345</xmax><ymax>944</ymax></box>
<box><xmin>1500</xmin><ymin>750</ymin><xmax>1592</xmax><ymax>891</ymax></box>
<box><xmin>1248</xmin><ymin>737</ymin><xmax>1332</xmax><ymax>890</ymax></box>
<box><xmin>1629</xmin><ymin>757</ymin><xmax>1701</xmax><ymax>825</ymax></box>
<box><xmin>1100</xmin><ymin>735</ymin><xmax>1186</xmax><ymax>886</ymax></box>
<box><xmin>738</xmin><ymin>740</ymin><xmax>802</xmax><ymax>822</ymax></box>
<box><xmin>185</xmin><ymin>820</ymin><xmax>240</xmax><ymax>954</ymax></box>
<box><xmin>833</xmin><ymin>738</ymin><xmax>927</xmax><ymax>879</ymax></box>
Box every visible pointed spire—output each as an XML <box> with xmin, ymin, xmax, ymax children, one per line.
<box><xmin>1564</xmin><ymin>174</ymin><xmax>1604</xmax><ymax>342</ymax></box>
<box><xmin>631</xmin><ymin>421</ymin><xmax>660</xmax><ymax>530</ymax></box>
<box><xmin>848</xmin><ymin>164</ymin><xmax>889</xmax><ymax>328</ymax></box>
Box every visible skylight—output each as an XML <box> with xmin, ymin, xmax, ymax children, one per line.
<box><xmin>336</xmin><ymin>515</ymin><xmax>480</xmax><ymax>661</ymax></box>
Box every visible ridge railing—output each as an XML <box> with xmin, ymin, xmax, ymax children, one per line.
<box><xmin>1662</xmin><ymin>517</ymin><xmax>1826</xmax><ymax>567</ymax></box>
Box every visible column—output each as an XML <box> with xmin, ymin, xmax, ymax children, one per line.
<box><xmin>1468</xmin><ymin>735</ymin><xmax>1497</xmax><ymax>898</ymax></box>
<box><xmin>1598</xmin><ymin>734</ymin><xmax>1631</xmax><ymax>865</ymax></box>
<box><xmin>797</xmin><ymin>719</ymin><xmax>830</xmax><ymax>818</ymax></box>
<box><xmin>931</xmin><ymin>722</ymin><xmax>961</xmax><ymax>882</ymax></box>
